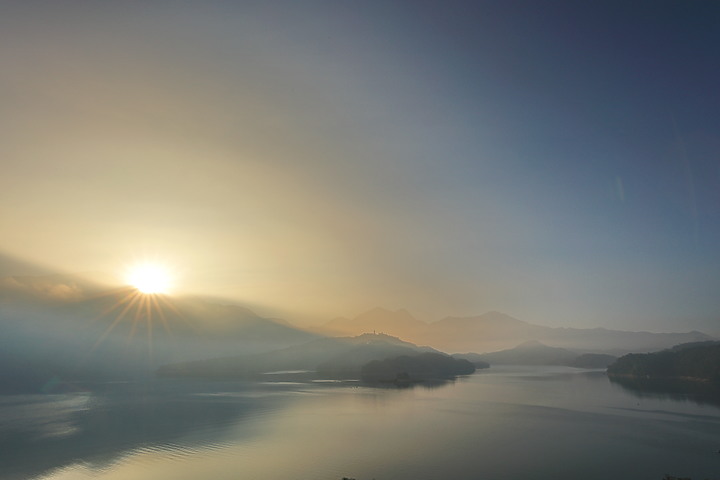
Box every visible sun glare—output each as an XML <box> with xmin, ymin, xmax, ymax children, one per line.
<box><xmin>126</xmin><ymin>263</ymin><xmax>172</xmax><ymax>294</ymax></box>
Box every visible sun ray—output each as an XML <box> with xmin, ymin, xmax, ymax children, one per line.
<box><xmin>90</xmin><ymin>291</ymin><xmax>144</xmax><ymax>353</ymax></box>
<box><xmin>81</xmin><ymin>261</ymin><xmax>184</xmax><ymax>362</ymax></box>
<box><xmin>146</xmin><ymin>299</ymin><xmax>154</xmax><ymax>362</ymax></box>
<box><xmin>92</xmin><ymin>288</ymin><xmax>139</xmax><ymax>322</ymax></box>
<box><xmin>151</xmin><ymin>295</ymin><xmax>172</xmax><ymax>335</ymax></box>
<box><xmin>156</xmin><ymin>294</ymin><xmax>193</xmax><ymax>332</ymax></box>
<box><xmin>128</xmin><ymin>293</ymin><xmax>145</xmax><ymax>340</ymax></box>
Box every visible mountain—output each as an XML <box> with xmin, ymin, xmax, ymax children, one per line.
<box><xmin>421</xmin><ymin>313</ymin><xmax>714</xmax><ymax>354</ymax></box>
<box><xmin>448</xmin><ymin>353</ymin><xmax>490</xmax><ymax>369</ymax></box>
<box><xmin>318</xmin><ymin>309</ymin><xmax>715</xmax><ymax>354</ymax></box>
<box><xmin>157</xmin><ymin>333</ymin><xmax>440</xmax><ymax>379</ymax></box>
<box><xmin>316</xmin><ymin>310</ymin><xmax>532</xmax><ymax>351</ymax></box>
<box><xmin>668</xmin><ymin>340</ymin><xmax>720</xmax><ymax>352</ymax></box>
<box><xmin>0</xmin><ymin>273</ymin><xmax>318</xmax><ymax>391</ymax></box>
<box><xmin>419</xmin><ymin>312</ymin><xmax>536</xmax><ymax>352</ymax></box>
<box><xmin>460</xmin><ymin>341</ymin><xmax>578</xmax><ymax>366</ymax></box>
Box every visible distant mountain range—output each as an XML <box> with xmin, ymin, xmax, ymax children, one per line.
<box><xmin>319</xmin><ymin>308</ymin><xmax>715</xmax><ymax>354</ymax></box>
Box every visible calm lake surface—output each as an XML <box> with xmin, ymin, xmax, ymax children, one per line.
<box><xmin>3</xmin><ymin>366</ymin><xmax>720</xmax><ymax>480</ymax></box>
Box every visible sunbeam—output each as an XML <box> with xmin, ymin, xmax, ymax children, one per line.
<box><xmin>87</xmin><ymin>286</ymin><xmax>183</xmax><ymax>356</ymax></box>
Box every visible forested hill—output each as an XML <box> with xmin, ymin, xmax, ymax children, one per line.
<box><xmin>607</xmin><ymin>342</ymin><xmax>720</xmax><ymax>383</ymax></box>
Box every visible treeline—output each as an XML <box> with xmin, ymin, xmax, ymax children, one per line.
<box><xmin>607</xmin><ymin>343</ymin><xmax>720</xmax><ymax>383</ymax></box>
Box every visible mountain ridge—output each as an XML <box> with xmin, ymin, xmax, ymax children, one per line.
<box><xmin>316</xmin><ymin>308</ymin><xmax>715</xmax><ymax>354</ymax></box>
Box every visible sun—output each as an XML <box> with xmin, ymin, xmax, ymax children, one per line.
<box><xmin>126</xmin><ymin>263</ymin><xmax>173</xmax><ymax>294</ymax></box>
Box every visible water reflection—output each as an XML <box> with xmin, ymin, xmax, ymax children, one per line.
<box><xmin>2</xmin><ymin>376</ymin><xmax>458</xmax><ymax>480</ymax></box>
<box><xmin>608</xmin><ymin>375</ymin><xmax>720</xmax><ymax>409</ymax></box>
<box><xmin>3</xmin><ymin>369</ymin><xmax>720</xmax><ymax>480</ymax></box>
<box><xmin>0</xmin><ymin>380</ymin><xmax>305</xmax><ymax>480</ymax></box>
<box><xmin>361</xmin><ymin>377</ymin><xmax>459</xmax><ymax>390</ymax></box>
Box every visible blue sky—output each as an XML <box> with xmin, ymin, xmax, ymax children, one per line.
<box><xmin>1</xmin><ymin>1</ymin><xmax>718</xmax><ymax>332</ymax></box>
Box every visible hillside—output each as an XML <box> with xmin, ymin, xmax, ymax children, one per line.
<box><xmin>0</xmin><ymin>273</ymin><xmax>318</xmax><ymax>391</ymax></box>
<box><xmin>607</xmin><ymin>342</ymin><xmax>720</xmax><ymax>383</ymax></box>
<box><xmin>157</xmin><ymin>333</ymin><xmax>439</xmax><ymax>379</ymax></box>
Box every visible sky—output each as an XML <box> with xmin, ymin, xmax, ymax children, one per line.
<box><xmin>1</xmin><ymin>1</ymin><xmax>719</xmax><ymax>333</ymax></box>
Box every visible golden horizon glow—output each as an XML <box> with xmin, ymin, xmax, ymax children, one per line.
<box><xmin>126</xmin><ymin>263</ymin><xmax>173</xmax><ymax>294</ymax></box>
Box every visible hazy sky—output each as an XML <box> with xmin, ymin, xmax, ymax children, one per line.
<box><xmin>2</xmin><ymin>1</ymin><xmax>719</xmax><ymax>332</ymax></box>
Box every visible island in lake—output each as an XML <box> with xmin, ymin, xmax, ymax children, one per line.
<box><xmin>361</xmin><ymin>352</ymin><xmax>477</xmax><ymax>385</ymax></box>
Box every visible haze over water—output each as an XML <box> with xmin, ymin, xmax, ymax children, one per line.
<box><xmin>3</xmin><ymin>367</ymin><xmax>719</xmax><ymax>480</ymax></box>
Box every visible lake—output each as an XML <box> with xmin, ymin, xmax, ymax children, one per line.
<box><xmin>2</xmin><ymin>366</ymin><xmax>720</xmax><ymax>480</ymax></box>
